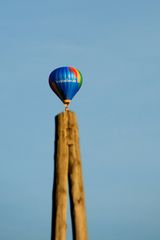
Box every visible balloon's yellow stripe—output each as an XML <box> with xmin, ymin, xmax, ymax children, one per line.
<box><xmin>76</xmin><ymin>70</ymin><xmax>81</xmax><ymax>83</ymax></box>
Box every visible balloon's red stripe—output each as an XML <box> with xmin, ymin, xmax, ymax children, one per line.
<box><xmin>69</xmin><ymin>66</ymin><xmax>78</xmax><ymax>80</ymax></box>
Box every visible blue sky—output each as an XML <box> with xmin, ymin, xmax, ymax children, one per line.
<box><xmin>0</xmin><ymin>0</ymin><xmax>160</xmax><ymax>239</ymax></box>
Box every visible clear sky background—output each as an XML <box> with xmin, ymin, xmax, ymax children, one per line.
<box><xmin>0</xmin><ymin>0</ymin><xmax>160</xmax><ymax>239</ymax></box>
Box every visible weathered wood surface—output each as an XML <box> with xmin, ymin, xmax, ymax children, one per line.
<box><xmin>51</xmin><ymin>111</ymin><xmax>88</xmax><ymax>240</ymax></box>
<box><xmin>68</xmin><ymin>112</ymin><xmax>88</xmax><ymax>240</ymax></box>
<box><xmin>51</xmin><ymin>112</ymin><xmax>69</xmax><ymax>240</ymax></box>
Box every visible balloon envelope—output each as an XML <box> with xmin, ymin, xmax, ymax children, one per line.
<box><xmin>49</xmin><ymin>66</ymin><xmax>83</xmax><ymax>103</ymax></box>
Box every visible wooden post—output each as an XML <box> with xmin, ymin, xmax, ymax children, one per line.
<box><xmin>51</xmin><ymin>111</ymin><xmax>88</xmax><ymax>240</ymax></box>
<box><xmin>68</xmin><ymin>112</ymin><xmax>88</xmax><ymax>240</ymax></box>
<box><xmin>51</xmin><ymin>112</ymin><xmax>69</xmax><ymax>240</ymax></box>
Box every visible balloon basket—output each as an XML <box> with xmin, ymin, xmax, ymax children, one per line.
<box><xmin>64</xmin><ymin>99</ymin><xmax>71</xmax><ymax>111</ymax></box>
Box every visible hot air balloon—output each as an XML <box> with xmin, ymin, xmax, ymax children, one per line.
<box><xmin>49</xmin><ymin>66</ymin><xmax>83</xmax><ymax>110</ymax></box>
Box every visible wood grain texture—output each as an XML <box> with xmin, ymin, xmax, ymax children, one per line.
<box><xmin>68</xmin><ymin>112</ymin><xmax>88</xmax><ymax>240</ymax></box>
<box><xmin>51</xmin><ymin>112</ymin><xmax>69</xmax><ymax>240</ymax></box>
<box><xmin>51</xmin><ymin>111</ymin><xmax>88</xmax><ymax>240</ymax></box>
